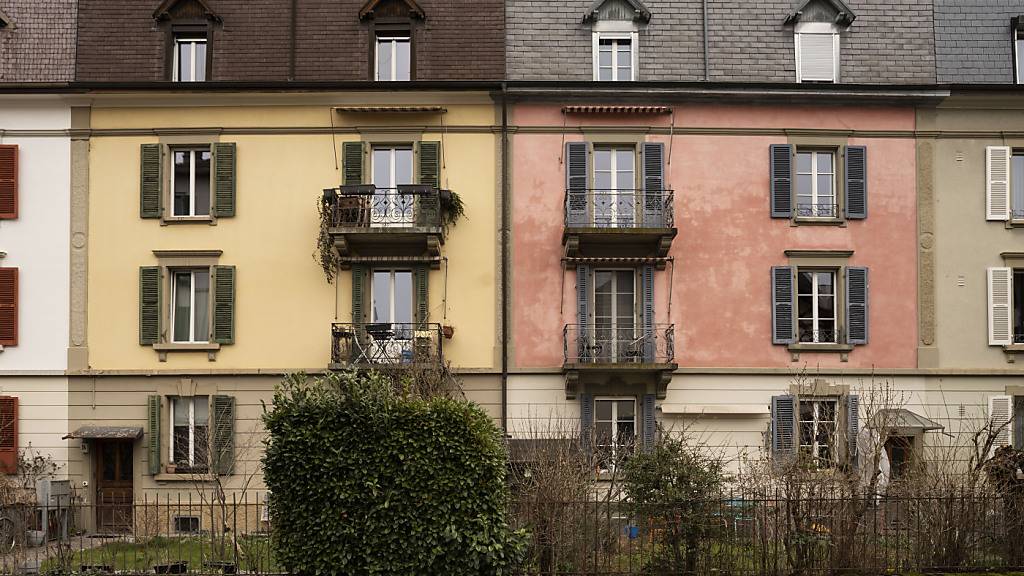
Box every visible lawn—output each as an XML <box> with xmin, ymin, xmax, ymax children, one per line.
<box><xmin>40</xmin><ymin>535</ymin><xmax>279</xmax><ymax>574</ymax></box>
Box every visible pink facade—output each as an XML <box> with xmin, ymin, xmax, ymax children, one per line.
<box><xmin>511</xmin><ymin>104</ymin><xmax>918</xmax><ymax>370</ymax></box>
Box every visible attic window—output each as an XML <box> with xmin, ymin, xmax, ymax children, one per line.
<box><xmin>586</xmin><ymin>0</ymin><xmax>646</xmax><ymax>81</ymax></box>
<box><xmin>1014</xmin><ymin>17</ymin><xmax>1024</xmax><ymax>84</ymax></box>
<box><xmin>795</xmin><ymin>22</ymin><xmax>839</xmax><ymax>83</ymax></box>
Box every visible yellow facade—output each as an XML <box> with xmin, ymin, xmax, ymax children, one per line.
<box><xmin>85</xmin><ymin>92</ymin><xmax>499</xmax><ymax>372</ymax></box>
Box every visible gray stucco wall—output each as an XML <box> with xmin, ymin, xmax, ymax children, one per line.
<box><xmin>507</xmin><ymin>0</ymin><xmax>936</xmax><ymax>84</ymax></box>
<box><xmin>0</xmin><ymin>0</ymin><xmax>77</xmax><ymax>82</ymax></box>
<box><xmin>935</xmin><ymin>0</ymin><xmax>1021</xmax><ymax>84</ymax></box>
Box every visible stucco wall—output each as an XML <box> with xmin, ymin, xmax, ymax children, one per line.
<box><xmin>86</xmin><ymin>97</ymin><xmax>499</xmax><ymax>371</ymax></box>
<box><xmin>510</xmin><ymin>103</ymin><xmax>918</xmax><ymax>371</ymax></box>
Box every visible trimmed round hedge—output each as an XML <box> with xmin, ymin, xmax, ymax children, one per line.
<box><xmin>263</xmin><ymin>372</ymin><xmax>524</xmax><ymax>575</ymax></box>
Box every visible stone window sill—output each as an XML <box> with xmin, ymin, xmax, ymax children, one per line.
<box><xmin>787</xmin><ymin>343</ymin><xmax>854</xmax><ymax>362</ymax></box>
<box><xmin>152</xmin><ymin>342</ymin><xmax>220</xmax><ymax>362</ymax></box>
<box><xmin>161</xmin><ymin>215</ymin><xmax>216</xmax><ymax>226</ymax></box>
<box><xmin>154</xmin><ymin>473</ymin><xmax>215</xmax><ymax>483</ymax></box>
<box><xmin>792</xmin><ymin>217</ymin><xmax>846</xmax><ymax>227</ymax></box>
<box><xmin>1001</xmin><ymin>344</ymin><xmax>1024</xmax><ymax>362</ymax></box>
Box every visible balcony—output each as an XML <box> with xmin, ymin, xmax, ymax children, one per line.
<box><xmin>330</xmin><ymin>322</ymin><xmax>443</xmax><ymax>370</ymax></box>
<box><xmin>563</xmin><ymin>188</ymin><xmax>676</xmax><ymax>260</ymax></box>
<box><xmin>562</xmin><ymin>323</ymin><xmax>676</xmax><ymax>399</ymax></box>
<box><xmin>323</xmin><ymin>185</ymin><xmax>445</xmax><ymax>268</ymax></box>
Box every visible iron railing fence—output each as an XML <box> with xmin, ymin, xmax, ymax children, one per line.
<box><xmin>323</xmin><ymin>185</ymin><xmax>441</xmax><ymax>228</ymax></box>
<box><xmin>511</xmin><ymin>491</ymin><xmax>1024</xmax><ymax>576</ymax></box>
<box><xmin>0</xmin><ymin>494</ymin><xmax>277</xmax><ymax>575</ymax></box>
<box><xmin>795</xmin><ymin>202</ymin><xmax>840</xmax><ymax>219</ymax></box>
<box><xmin>331</xmin><ymin>322</ymin><xmax>443</xmax><ymax>367</ymax></box>
<box><xmin>563</xmin><ymin>324</ymin><xmax>674</xmax><ymax>365</ymax></box>
<box><xmin>564</xmin><ymin>189</ymin><xmax>674</xmax><ymax>229</ymax></box>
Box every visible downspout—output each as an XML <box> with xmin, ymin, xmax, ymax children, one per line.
<box><xmin>500</xmin><ymin>81</ymin><xmax>510</xmax><ymax>433</ymax></box>
<box><xmin>702</xmin><ymin>0</ymin><xmax>709</xmax><ymax>81</ymax></box>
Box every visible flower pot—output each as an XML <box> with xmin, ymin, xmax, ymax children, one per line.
<box><xmin>442</xmin><ymin>325</ymin><xmax>455</xmax><ymax>339</ymax></box>
<box><xmin>153</xmin><ymin>562</ymin><xmax>188</xmax><ymax>574</ymax></box>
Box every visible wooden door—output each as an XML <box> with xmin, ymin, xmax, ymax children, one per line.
<box><xmin>95</xmin><ymin>440</ymin><xmax>134</xmax><ymax>532</ymax></box>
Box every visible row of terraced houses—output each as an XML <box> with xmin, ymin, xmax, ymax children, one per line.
<box><xmin>1</xmin><ymin>0</ymin><xmax>1024</xmax><ymax>532</ymax></box>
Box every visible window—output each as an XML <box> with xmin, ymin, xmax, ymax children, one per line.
<box><xmin>371</xmin><ymin>146</ymin><xmax>414</xmax><ymax>226</ymax></box>
<box><xmin>173</xmin><ymin>35</ymin><xmax>207</xmax><ymax>82</ymax></box>
<box><xmin>795</xmin><ymin>151</ymin><xmax>836</xmax><ymax>218</ymax></box>
<box><xmin>376</xmin><ymin>34</ymin><xmax>411</xmax><ymax>81</ymax></box>
<box><xmin>1016</xmin><ymin>28</ymin><xmax>1024</xmax><ymax>84</ymax></box>
<box><xmin>594</xmin><ymin>398</ymin><xmax>635</xmax><ymax>472</ymax></box>
<box><xmin>170</xmin><ymin>396</ymin><xmax>209</xmax><ymax>472</ymax></box>
<box><xmin>1012</xmin><ymin>152</ymin><xmax>1024</xmax><ymax>220</ymax></box>
<box><xmin>174</xmin><ymin>516</ymin><xmax>200</xmax><ymax>533</ymax></box>
<box><xmin>370</xmin><ymin>269</ymin><xmax>414</xmax><ymax>362</ymax></box>
<box><xmin>798</xmin><ymin>398</ymin><xmax>837</xmax><ymax>467</ymax></box>
<box><xmin>884</xmin><ymin>436</ymin><xmax>913</xmax><ymax>480</ymax></box>
<box><xmin>171</xmin><ymin>148</ymin><xmax>212</xmax><ymax>217</ymax></box>
<box><xmin>795</xmin><ymin>23</ymin><xmax>839</xmax><ymax>83</ymax></box>
<box><xmin>593</xmin><ymin>147</ymin><xmax>636</xmax><ymax>227</ymax></box>
<box><xmin>171</xmin><ymin>269</ymin><xmax>210</xmax><ymax>343</ymax></box>
<box><xmin>797</xmin><ymin>270</ymin><xmax>837</xmax><ymax>344</ymax></box>
<box><xmin>593</xmin><ymin>270</ymin><xmax>636</xmax><ymax>361</ymax></box>
<box><xmin>594</xmin><ymin>36</ymin><xmax>634</xmax><ymax>81</ymax></box>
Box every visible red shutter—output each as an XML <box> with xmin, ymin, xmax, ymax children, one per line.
<box><xmin>0</xmin><ymin>145</ymin><xmax>17</xmax><ymax>219</ymax></box>
<box><xmin>0</xmin><ymin>397</ymin><xmax>18</xmax><ymax>474</ymax></box>
<box><xmin>0</xmin><ymin>268</ymin><xmax>15</xmax><ymax>347</ymax></box>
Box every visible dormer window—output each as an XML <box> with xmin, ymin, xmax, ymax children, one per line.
<box><xmin>786</xmin><ymin>0</ymin><xmax>854</xmax><ymax>84</ymax></box>
<box><xmin>174</xmin><ymin>35</ymin><xmax>208</xmax><ymax>82</ymax></box>
<box><xmin>376</xmin><ymin>33</ymin><xmax>411</xmax><ymax>81</ymax></box>
<box><xmin>1014</xmin><ymin>17</ymin><xmax>1024</xmax><ymax>84</ymax></box>
<box><xmin>584</xmin><ymin>0</ymin><xmax>649</xmax><ymax>82</ymax></box>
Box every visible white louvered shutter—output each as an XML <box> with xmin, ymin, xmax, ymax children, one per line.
<box><xmin>987</xmin><ymin>146</ymin><xmax>1011</xmax><ymax>221</ymax></box>
<box><xmin>988</xmin><ymin>267</ymin><xmax>1012</xmax><ymax>346</ymax></box>
<box><xmin>988</xmin><ymin>395</ymin><xmax>1012</xmax><ymax>456</ymax></box>
<box><xmin>798</xmin><ymin>33</ymin><xmax>837</xmax><ymax>82</ymax></box>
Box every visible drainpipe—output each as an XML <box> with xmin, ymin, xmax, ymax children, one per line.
<box><xmin>500</xmin><ymin>81</ymin><xmax>510</xmax><ymax>434</ymax></box>
<box><xmin>702</xmin><ymin>0</ymin><xmax>709</xmax><ymax>81</ymax></box>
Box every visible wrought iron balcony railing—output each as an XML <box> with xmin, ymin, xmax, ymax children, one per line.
<box><xmin>796</xmin><ymin>327</ymin><xmax>842</xmax><ymax>345</ymax></box>
<box><xmin>564</xmin><ymin>188</ymin><xmax>674</xmax><ymax>229</ymax></box>
<box><xmin>795</xmin><ymin>202</ymin><xmax>840</xmax><ymax>219</ymax></box>
<box><xmin>323</xmin><ymin>185</ymin><xmax>442</xmax><ymax>229</ymax></box>
<box><xmin>563</xmin><ymin>323</ymin><xmax>674</xmax><ymax>365</ymax></box>
<box><xmin>331</xmin><ymin>322</ymin><xmax>443</xmax><ymax>367</ymax></box>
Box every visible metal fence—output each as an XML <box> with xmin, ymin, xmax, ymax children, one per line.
<box><xmin>0</xmin><ymin>495</ymin><xmax>277</xmax><ymax>575</ymax></box>
<box><xmin>563</xmin><ymin>324</ymin><xmax>674</xmax><ymax>365</ymax></box>
<box><xmin>564</xmin><ymin>189</ymin><xmax>674</xmax><ymax>229</ymax></box>
<box><xmin>324</xmin><ymin>185</ymin><xmax>441</xmax><ymax>228</ymax></box>
<box><xmin>511</xmin><ymin>491</ymin><xmax>1024</xmax><ymax>575</ymax></box>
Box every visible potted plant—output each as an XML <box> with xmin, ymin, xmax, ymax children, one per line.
<box><xmin>442</xmin><ymin>325</ymin><xmax>455</xmax><ymax>339</ymax></box>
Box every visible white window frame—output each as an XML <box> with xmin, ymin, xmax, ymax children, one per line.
<box><xmin>592</xmin><ymin>268</ymin><xmax>638</xmax><ymax>360</ymax></box>
<box><xmin>170</xmin><ymin>147</ymin><xmax>212</xmax><ymax>218</ymax></box>
<box><xmin>172</xmin><ymin>36</ymin><xmax>207</xmax><ymax>82</ymax></box>
<box><xmin>370</xmin><ymin>145</ymin><xmax>415</xmax><ymax>227</ymax></box>
<box><xmin>1016</xmin><ymin>28</ymin><xmax>1023</xmax><ymax>85</ymax></box>
<box><xmin>169</xmin><ymin>395</ymin><xmax>209</xmax><ymax>469</ymax></box>
<box><xmin>170</xmin><ymin>268</ymin><xmax>210</xmax><ymax>344</ymax></box>
<box><xmin>795</xmin><ymin>150</ymin><xmax>837</xmax><ymax>219</ymax></box>
<box><xmin>798</xmin><ymin>397</ymin><xmax>838</xmax><ymax>467</ymax></box>
<box><xmin>592</xmin><ymin>21</ymin><xmax>638</xmax><ymax>82</ymax></box>
<box><xmin>796</xmin><ymin>269</ymin><xmax>838</xmax><ymax>344</ymax></box>
<box><xmin>375</xmin><ymin>34</ymin><xmax>411</xmax><ymax>81</ymax></box>
<box><xmin>594</xmin><ymin>396</ymin><xmax>637</xmax><ymax>472</ymax></box>
<box><xmin>593</xmin><ymin>146</ymin><xmax>637</xmax><ymax>226</ymax></box>
<box><xmin>371</xmin><ymin>269</ymin><xmax>413</xmax><ymax>326</ymax></box>
<box><xmin>794</xmin><ymin>22</ymin><xmax>840</xmax><ymax>83</ymax></box>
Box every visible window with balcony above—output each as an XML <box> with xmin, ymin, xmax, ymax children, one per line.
<box><xmin>371</xmin><ymin>145</ymin><xmax>414</xmax><ymax>227</ymax></box>
<box><xmin>593</xmin><ymin>269</ymin><xmax>636</xmax><ymax>362</ymax></box>
<box><xmin>594</xmin><ymin>397</ymin><xmax>635</xmax><ymax>472</ymax></box>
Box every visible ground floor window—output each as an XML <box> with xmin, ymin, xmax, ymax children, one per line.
<box><xmin>594</xmin><ymin>397</ymin><xmax>635</xmax><ymax>472</ymax></box>
<box><xmin>799</xmin><ymin>398</ymin><xmax>837</xmax><ymax>467</ymax></box>
<box><xmin>171</xmin><ymin>395</ymin><xmax>209</xmax><ymax>472</ymax></box>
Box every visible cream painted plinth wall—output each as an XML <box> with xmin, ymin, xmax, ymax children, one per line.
<box><xmin>86</xmin><ymin>100</ymin><xmax>498</xmax><ymax>371</ymax></box>
<box><xmin>0</xmin><ymin>99</ymin><xmax>72</xmax><ymax>476</ymax></box>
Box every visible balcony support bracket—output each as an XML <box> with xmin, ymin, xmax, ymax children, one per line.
<box><xmin>564</xmin><ymin>370</ymin><xmax>580</xmax><ymax>399</ymax></box>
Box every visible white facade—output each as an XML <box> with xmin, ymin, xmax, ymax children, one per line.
<box><xmin>0</xmin><ymin>97</ymin><xmax>71</xmax><ymax>473</ymax></box>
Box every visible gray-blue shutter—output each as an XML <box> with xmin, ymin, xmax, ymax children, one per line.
<box><xmin>642</xmin><ymin>142</ymin><xmax>665</xmax><ymax>227</ymax></box>
<box><xmin>580</xmin><ymin>393</ymin><xmax>594</xmax><ymax>453</ymax></box>
<box><xmin>770</xmin><ymin>144</ymin><xmax>793</xmax><ymax>218</ymax></box>
<box><xmin>576</xmin><ymin>264</ymin><xmax>590</xmax><ymax>360</ymax></box>
<box><xmin>566</xmin><ymin>142</ymin><xmax>589</xmax><ymax>227</ymax></box>
<box><xmin>846</xmin><ymin>267</ymin><xmax>868</xmax><ymax>345</ymax></box>
<box><xmin>642</xmin><ymin>393</ymin><xmax>656</xmax><ymax>450</ymax></box>
<box><xmin>642</xmin><ymin>265</ymin><xmax>655</xmax><ymax>362</ymax></box>
<box><xmin>771</xmin><ymin>266</ymin><xmax>795</xmax><ymax>344</ymax></box>
<box><xmin>844</xmin><ymin>145</ymin><xmax>867</xmax><ymax>220</ymax></box>
<box><xmin>847</xmin><ymin>394</ymin><xmax>859</xmax><ymax>468</ymax></box>
<box><xmin>771</xmin><ymin>395</ymin><xmax>796</xmax><ymax>457</ymax></box>
<box><xmin>1014</xmin><ymin>396</ymin><xmax>1024</xmax><ymax>449</ymax></box>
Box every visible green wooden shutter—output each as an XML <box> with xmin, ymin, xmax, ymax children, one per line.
<box><xmin>351</xmin><ymin>265</ymin><xmax>366</xmax><ymax>326</ymax></box>
<box><xmin>771</xmin><ymin>266</ymin><xmax>795</xmax><ymax>344</ymax></box>
<box><xmin>566</xmin><ymin>142</ymin><xmax>589</xmax><ymax>227</ymax></box>
<box><xmin>212</xmin><ymin>266</ymin><xmax>235</xmax><ymax>345</ymax></box>
<box><xmin>844</xmin><ymin>145</ymin><xmax>867</xmax><ymax>219</ymax></box>
<box><xmin>1014</xmin><ymin>396</ymin><xmax>1024</xmax><ymax>449</ymax></box>
<box><xmin>139</xmin><ymin>266</ymin><xmax>161</xmax><ymax>345</ymax></box>
<box><xmin>212</xmin><ymin>395</ymin><xmax>235</xmax><ymax>475</ymax></box>
<box><xmin>140</xmin><ymin>144</ymin><xmax>163</xmax><ymax>218</ymax></box>
<box><xmin>147</xmin><ymin>395</ymin><xmax>161</xmax><ymax>475</ymax></box>
<box><xmin>580</xmin><ymin>393</ymin><xmax>594</xmax><ymax>454</ymax></box>
<box><xmin>417</xmin><ymin>142</ymin><xmax>440</xmax><ymax>227</ymax></box>
<box><xmin>343</xmin><ymin>142</ymin><xmax>365</xmax><ymax>185</ymax></box>
<box><xmin>413</xmin><ymin>265</ymin><xmax>429</xmax><ymax>326</ymax></box>
<box><xmin>771</xmin><ymin>395</ymin><xmax>796</xmax><ymax>458</ymax></box>
<box><xmin>212</xmin><ymin>143</ymin><xmax>236</xmax><ymax>218</ymax></box>
<box><xmin>846</xmin><ymin>267</ymin><xmax>868</xmax><ymax>345</ymax></box>
<box><xmin>770</xmin><ymin>144</ymin><xmax>792</xmax><ymax>219</ymax></box>
<box><xmin>642</xmin><ymin>394</ymin><xmax>656</xmax><ymax>450</ymax></box>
